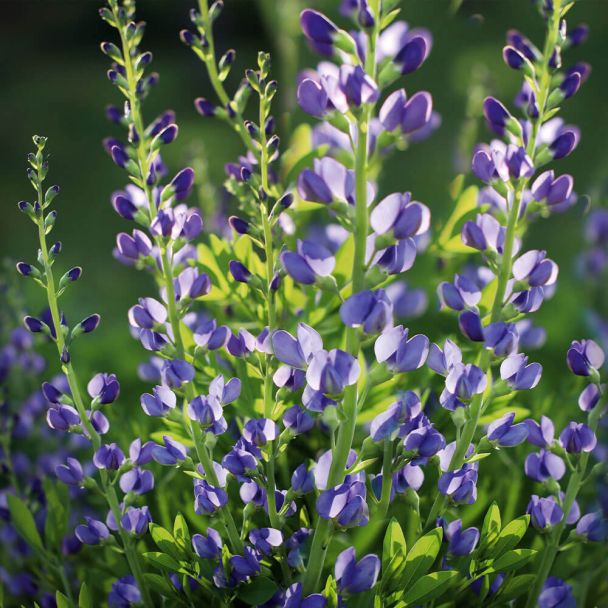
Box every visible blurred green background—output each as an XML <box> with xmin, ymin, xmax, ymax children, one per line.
<box><xmin>1</xmin><ymin>0</ymin><xmax>607</xmax><ymax>406</ymax></box>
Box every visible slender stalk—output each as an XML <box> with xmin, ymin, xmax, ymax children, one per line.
<box><xmin>424</xmin><ymin>0</ymin><xmax>563</xmax><ymax>531</ymax></box>
<box><xmin>377</xmin><ymin>440</ymin><xmax>394</xmax><ymax>519</ymax></box>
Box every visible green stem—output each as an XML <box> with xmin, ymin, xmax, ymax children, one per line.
<box><xmin>302</xmin><ymin>106</ymin><xmax>371</xmax><ymax>596</ymax></box>
<box><xmin>378</xmin><ymin>440</ymin><xmax>394</xmax><ymax>519</ymax></box>
<box><xmin>524</xmin><ymin>400</ymin><xmax>602</xmax><ymax>608</ymax></box>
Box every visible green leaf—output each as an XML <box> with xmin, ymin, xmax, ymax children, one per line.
<box><xmin>149</xmin><ymin>524</ymin><xmax>183</xmax><ymax>561</ymax></box>
<box><xmin>144</xmin><ymin>573</ymin><xmax>176</xmax><ymax>596</ymax></box>
<box><xmin>383</xmin><ymin>518</ymin><xmax>407</xmax><ymax>572</ymax></box>
<box><xmin>487</xmin><ymin>548</ymin><xmax>536</xmax><ymax>574</ymax></box>
<box><xmin>437</xmin><ymin>184</ymin><xmax>478</xmax><ymax>248</ymax></box>
<box><xmin>173</xmin><ymin>513</ymin><xmax>191</xmax><ymax>551</ymax></box>
<box><xmin>7</xmin><ymin>494</ymin><xmax>44</xmax><ymax>552</ymax></box>
<box><xmin>488</xmin><ymin>515</ymin><xmax>529</xmax><ymax>558</ymax></box>
<box><xmin>78</xmin><ymin>582</ymin><xmax>93</xmax><ymax>608</ymax></box>
<box><xmin>55</xmin><ymin>591</ymin><xmax>71</xmax><ymax>608</ymax></box>
<box><xmin>143</xmin><ymin>551</ymin><xmax>181</xmax><ymax>571</ymax></box>
<box><xmin>495</xmin><ymin>574</ymin><xmax>537</xmax><ymax>602</ymax></box>
<box><xmin>401</xmin><ymin>570</ymin><xmax>460</xmax><ymax>606</ymax></box>
<box><xmin>237</xmin><ymin>576</ymin><xmax>278</xmax><ymax>605</ymax></box>
<box><xmin>44</xmin><ymin>479</ymin><xmax>69</xmax><ymax>550</ymax></box>
<box><xmin>400</xmin><ymin>527</ymin><xmax>443</xmax><ymax>589</ymax></box>
<box><xmin>481</xmin><ymin>502</ymin><xmax>501</xmax><ymax>547</ymax></box>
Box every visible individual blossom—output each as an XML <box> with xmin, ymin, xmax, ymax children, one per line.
<box><xmin>317</xmin><ymin>480</ymin><xmax>369</xmax><ymax>528</ymax></box>
<box><xmin>283</xmin><ymin>405</ymin><xmax>314</xmax><ymax>434</ymax></box>
<box><xmin>369</xmin><ymin>392</ymin><xmax>422</xmax><ymax>441</ymax></box>
<box><xmin>291</xmin><ymin>464</ymin><xmax>315</xmax><ymax>494</ymax></box>
<box><xmin>370</xmin><ymin>192</ymin><xmax>430</xmax><ymax>240</ymax></box>
<box><xmin>222</xmin><ymin>445</ymin><xmax>258</xmax><ymax>478</ymax></box>
<box><xmin>93</xmin><ymin>443</ymin><xmax>125</xmax><ymax>470</ymax></box>
<box><xmin>440</xmin><ymin>363</ymin><xmax>486</xmax><ymax>410</ymax></box>
<box><xmin>527</xmin><ymin>495</ymin><xmax>563</xmax><ymax>530</ymax></box>
<box><xmin>87</xmin><ymin>372</ymin><xmax>120</xmax><ymax>405</ymax></box>
<box><xmin>379</xmin><ymin>90</ymin><xmax>434</xmax><ymax>136</ymax></box>
<box><xmin>140</xmin><ymin>385</ymin><xmax>176</xmax><ymax>417</ymax></box>
<box><xmin>282</xmin><ymin>583</ymin><xmax>327</xmax><ymax>608</ymax></box>
<box><xmin>160</xmin><ymin>358</ymin><xmax>195</xmax><ymax>388</ymax></box>
<box><xmin>242</xmin><ymin>418</ymin><xmax>279</xmax><ymax>447</ymax></box>
<box><xmin>121</xmin><ymin>506</ymin><xmax>152</xmax><ymax>535</ymax></box>
<box><xmin>46</xmin><ymin>404</ymin><xmax>80</xmax><ymax>431</ymax></box>
<box><xmin>525</xmin><ymin>449</ymin><xmax>565</xmax><ymax>482</ymax></box>
<box><xmin>531</xmin><ymin>170</ymin><xmax>576</xmax><ymax>212</ymax></box>
<box><xmin>229</xmin><ymin>546</ymin><xmax>261</xmax><ymax>582</ymax></box>
<box><xmin>461</xmin><ymin>213</ymin><xmax>509</xmax><ymax>254</ymax></box>
<box><xmin>340</xmin><ymin>289</ymin><xmax>393</xmax><ymax>334</ymax></box>
<box><xmin>486</xmin><ymin>412</ymin><xmax>528</xmax><ymax>447</ymax></box>
<box><xmin>438</xmin><ymin>463</ymin><xmax>478</xmax><ymax>504</ymax></box>
<box><xmin>512</xmin><ymin>250</ymin><xmax>558</xmax><ymax>288</ymax></box>
<box><xmin>500</xmin><ymin>353</ymin><xmax>542</xmax><ymax>390</ymax></box>
<box><xmin>538</xmin><ymin>577</ymin><xmax>575</xmax><ymax>608</ymax></box>
<box><xmin>119</xmin><ymin>467</ymin><xmax>155</xmax><ymax>495</ymax></box>
<box><xmin>443</xmin><ymin>519</ymin><xmax>480</xmax><ymax>556</ymax></box>
<box><xmin>128</xmin><ymin>297</ymin><xmax>167</xmax><ymax>330</ymax></box>
<box><xmin>559</xmin><ymin>422</ymin><xmax>597</xmax><ymax>454</ymax></box>
<box><xmin>437</xmin><ymin>274</ymin><xmax>481</xmax><ymax>312</ymax></box>
<box><xmin>192</xmin><ymin>527</ymin><xmax>222</xmax><ymax>559</ymax></box>
<box><xmin>483</xmin><ymin>322</ymin><xmax>519</xmax><ymax>356</ymax></box>
<box><xmin>403</xmin><ymin>424</ymin><xmax>446</xmax><ymax>459</ymax></box>
<box><xmin>427</xmin><ymin>339</ymin><xmax>462</xmax><ymax>376</ymax></box>
<box><xmin>300</xmin><ymin>9</ymin><xmax>340</xmax><ymax>56</ymax></box>
<box><xmin>108</xmin><ymin>576</ymin><xmax>141</xmax><ymax>608</ymax></box>
<box><xmin>525</xmin><ymin>415</ymin><xmax>555</xmax><ymax>448</ymax></box>
<box><xmin>306</xmin><ymin>348</ymin><xmax>360</xmax><ymax>395</ymax></box>
<box><xmin>334</xmin><ymin>547</ymin><xmax>380</xmax><ymax>594</ymax></box>
<box><xmin>249</xmin><ymin>528</ymin><xmax>283</xmax><ymax>556</ymax></box>
<box><xmin>575</xmin><ymin>512</ymin><xmax>606</xmax><ymax>542</ymax></box>
<box><xmin>271</xmin><ymin>323</ymin><xmax>322</xmax><ymax>369</ymax></box>
<box><xmin>578</xmin><ymin>384</ymin><xmax>601</xmax><ymax>412</ymax></box>
<box><xmin>281</xmin><ymin>240</ymin><xmax>335</xmax><ymax>286</ymax></box>
<box><xmin>188</xmin><ymin>395</ymin><xmax>226</xmax><ymax>434</ymax></box>
<box><xmin>194</xmin><ymin>479</ymin><xmax>228</xmax><ymax>515</ymax></box>
<box><xmin>55</xmin><ymin>457</ymin><xmax>84</xmax><ymax>486</ymax></box>
<box><xmin>374</xmin><ymin>325</ymin><xmax>429</xmax><ymax>372</ymax></box>
<box><xmin>152</xmin><ymin>435</ymin><xmax>188</xmax><ymax>465</ymax></box>
<box><xmin>172</xmin><ymin>267</ymin><xmax>211</xmax><ymax>300</ymax></box>
<box><xmin>566</xmin><ymin>339</ymin><xmax>605</xmax><ymax>377</ymax></box>
<box><xmin>75</xmin><ymin>517</ymin><xmax>110</xmax><ymax>545</ymax></box>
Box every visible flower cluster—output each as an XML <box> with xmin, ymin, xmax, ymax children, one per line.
<box><xmin>2</xmin><ymin>0</ymin><xmax>606</xmax><ymax>607</ymax></box>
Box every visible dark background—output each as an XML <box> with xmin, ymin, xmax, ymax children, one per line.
<box><xmin>1</xmin><ymin>0</ymin><xmax>607</xmax><ymax>401</ymax></box>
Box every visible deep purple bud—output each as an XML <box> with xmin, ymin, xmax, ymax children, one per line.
<box><xmin>566</xmin><ymin>339</ymin><xmax>604</xmax><ymax>377</ymax></box>
<box><xmin>80</xmin><ymin>314</ymin><xmax>101</xmax><ymax>333</ymax></box>
<box><xmin>578</xmin><ymin>383</ymin><xmax>600</xmax><ymax>412</ymax></box>
<box><xmin>483</xmin><ymin>97</ymin><xmax>512</xmax><ymax>136</ymax></box>
<box><xmin>229</xmin><ymin>216</ymin><xmax>249</xmax><ymax>235</ymax></box>
<box><xmin>550</xmin><ymin>128</ymin><xmax>579</xmax><ymax>159</ymax></box>
<box><xmin>24</xmin><ymin>316</ymin><xmax>45</xmax><ymax>333</ymax></box>
<box><xmin>395</xmin><ymin>36</ymin><xmax>429</xmax><ymax>75</ymax></box>
<box><xmin>194</xmin><ymin>97</ymin><xmax>216</xmax><ymax>117</ymax></box>
<box><xmin>75</xmin><ymin>517</ymin><xmax>109</xmax><ymax>545</ymax></box>
<box><xmin>16</xmin><ymin>262</ymin><xmax>36</xmax><ymax>277</ymax></box>
<box><xmin>55</xmin><ymin>457</ymin><xmax>84</xmax><ymax>486</ymax></box>
<box><xmin>229</xmin><ymin>260</ymin><xmax>251</xmax><ymax>283</ymax></box>
<box><xmin>93</xmin><ymin>443</ymin><xmax>125</xmax><ymax>470</ymax></box>
<box><xmin>300</xmin><ymin>9</ymin><xmax>338</xmax><ymax>47</ymax></box>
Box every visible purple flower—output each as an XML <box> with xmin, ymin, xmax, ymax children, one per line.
<box><xmin>538</xmin><ymin>577</ymin><xmax>575</xmax><ymax>608</ymax></box>
<box><xmin>128</xmin><ymin>297</ymin><xmax>167</xmax><ymax>329</ymax></box>
<box><xmin>576</xmin><ymin>512</ymin><xmax>606</xmax><ymax>542</ymax></box>
<box><xmin>283</xmin><ymin>405</ymin><xmax>314</xmax><ymax>434</ymax></box>
<box><xmin>230</xmin><ymin>546</ymin><xmax>261</xmax><ymax>582</ymax></box>
<box><xmin>394</xmin><ymin>34</ymin><xmax>430</xmax><ymax>75</ymax></box>
<box><xmin>379</xmin><ymin>90</ymin><xmax>434</xmax><ymax>135</ymax></box>
<box><xmin>121</xmin><ymin>506</ymin><xmax>152</xmax><ymax>535</ymax></box>
<box><xmin>340</xmin><ymin>289</ymin><xmax>393</xmax><ymax>334</ymax></box>
<box><xmin>281</xmin><ymin>240</ymin><xmax>335</xmax><ymax>285</ymax></box>
<box><xmin>374</xmin><ymin>325</ymin><xmax>429</xmax><ymax>372</ymax></box>
<box><xmin>370</xmin><ymin>192</ymin><xmax>430</xmax><ymax>239</ymax></box>
<box><xmin>527</xmin><ymin>495</ymin><xmax>563</xmax><ymax>530</ymax></box>
<box><xmin>87</xmin><ymin>372</ymin><xmax>120</xmax><ymax>405</ymax></box>
<box><xmin>500</xmin><ymin>354</ymin><xmax>542</xmax><ymax>390</ymax></box>
<box><xmin>192</xmin><ymin>527</ymin><xmax>222</xmax><ymax>558</ymax></box>
<box><xmin>525</xmin><ymin>450</ymin><xmax>565</xmax><ymax>482</ymax></box>
<box><xmin>129</xmin><ymin>438</ymin><xmax>156</xmax><ymax>465</ymax></box>
<box><xmin>566</xmin><ymin>339</ymin><xmax>605</xmax><ymax>377</ymax></box>
<box><xmin>438</xmin><ymin>274</ymin><xmax>481</xmax><ymax>311</ymax></box>
<box><xmin>47</xmin><ymin>404</ymin><xmax>80</xmax><ymax>431</ymax></box>
<box><xmin>291</xmin><ymin>464</ymin><xmax>315</xmax><ymax>494</ymax></box>
<box><xmin>93</xmin><ymin>443</ymin><xmax>125</xmax><ymax>470</ymax></box>
<box><xmin>525</xmin><ymin>415</ymin><xmax>555</xmax><ymax>448</ymax></box>
<box><xmin>559</xmin><ymin>422</ymin><xmax>597</xmax><ymax>454</ymax></box>
<box><xmin>229</xmin><ymin>260</ymin><xmax>251</xmax><ymax>284</ymax></box>
<box><xmin>242</xmin><ymin>418</ymin><xmax>279</xmax><ymax>446</ymax></box>
<box><xmin>140</xmin><ymin>385</ymin><xmax>176</xmax><ymax>417</ymax></box>
<box><xmin>578</xmin><ymin>384</ymin><xmax>600</xmax><ymax>411</ymax></box>
<box><xmin>461</xmin><ymin>213</ymin><xmax>507</xmax><ymax>254</ymax></box>
<box><xmin>484</xmin><ymin>322</ymin><xmax>519</xmax><ymax>356</ymax></box>
<box><xmin>306</xmin><ymin>348</ymin><xmax>359</xmax><ymax>395</ymax></box>
<box><xmin>173</xmin><ymin>267</ymin><xmax>211</xmax><ymax>300</ymax></box>
<box><xmin>119</xmin><ymin>467</ymin><xmax>155</xmax><ymax>495</ymax></box>
<box><xmin>404</xmin><ymin>424</ymin><xmax>446</xmax><ymax>458</ymax></box>
<box><xmin>283</xmin><ymin>583</ymin><xmax>327</xmax><ymax>608</ymax></box>
<box><xmin>75</xmin><ymin>517</ymin><xmax>110</xmax><ymax>545</ymax></box>
<box><xmin>531</xmin><ymin>170</ymin><xmax>575</xmax><ymax>212</ymax></box>
<box><xmin>487</xmin><ymin>412</ymin><xmax>528</xmax><ymax>446</ymax></box>
<box><xmin>271</xmin><ymin>323</ymin><xmax>322</xmax><ymax>369</ymax></box>
<box><xmin>441</xmin><ymin>363</ymin><xmax>486</xmax><ymax>410</ymax></box>
<box><xmin>222</xmin><ymin>446</ymin><xmax>258</xmax><ymax>477</ymax></box>
<box><xmin>300</xmin><ymin>9</ymin><xmax>339</xmax><ymax>55</ymax></box>
<box><xmin>108</xmin><ymin>576</ymin><xmax>141</xmax><ymax>608</ymax></box>
<box><xmin>194</xmin><ymin>479</ymin><xmax>228</xmax><ymax>515</ymax></box>
<box><xmin>483</xmin><ymin>96</ymin><xmax>513</xmax><ymax>136</ymax></box>
<box><xmin>249</xmin><ymin>528</ymin><xmax>283</xmax><ymax>555</ymax></box>
<box><xmin>188</xmin><ymin>395</ymin><xmax>225</xmax><ymax>433</ymax></box>
<box><xmin>438</xmin><ymin>464</ymin><xmax>478</xmax><ymax>504</ymax></box>
<box><xmin>335</xmin><ymin>65</ymin><xmax>379</xmax><ymax>109</ymax></box>
<box><xmin>317</xmin><ymin>480</ymin><xmax>369</xmax><ymax>527</ymax></box>
<box><xmin>427</xmin><ymin>339</ymin><xmax>462</xmax><ymax>376</ymax></box>
<box><xmin>152</xmin><ymin>435</ymin><xmax>188</xmax><ymax>465</ymax></box>
<box><xmin>444</xmin><ymin>519</ymin><xmax>480</xmax><ymax>556</ymax></box>
<box><xmin>369</xmin><ymin>392</ymin><xmax>422</xmax><ymax>441</ymax></box>
<box><xmin>55</xmin><ymin>457</ymin><xmax>84</xmax><ymax>486</ymax></box>
<box><xmin>161</xmin><ymin>358</ymin><xmax>195</xmax><ymax>388</ymax></box>
<box><xmin>513</xmin><ymin>250</ymin><xmax>558</xmax><ymax>288</ymax></box>
<box><xmin>334</xmin><ymin>547</ymin><xmax>380</xmax><ymax>594</ymax></box>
